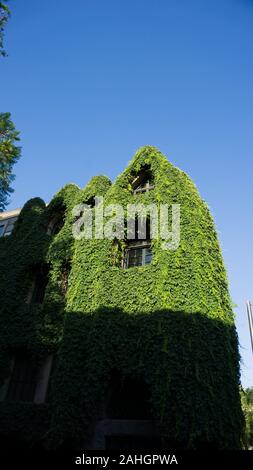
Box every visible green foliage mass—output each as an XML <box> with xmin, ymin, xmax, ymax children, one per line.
<box><xmin>0</xmin><ymin>146</ymin><xmax>244</xmax><ymax>449</ymax></box>
<box><xmin>0</xmin><ymin>112</ymin><xmax>21</xmax><ymax>211</ymax></box>
<box><xmin>0</xmin><ymin>1</ymin><xmax>9</xmax><ymax>57</ymax></box>
<box><xmin>241</xmin><ymin>387</ymin><xmax>253</xmax><ymax>449</ymax></box>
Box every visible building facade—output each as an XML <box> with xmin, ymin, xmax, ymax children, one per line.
<box><xmin>0</xmin><ymin>146</ymin><xmax>243</xmax><ymax>449</ymax></box>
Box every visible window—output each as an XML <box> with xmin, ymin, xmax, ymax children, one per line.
<box><xmin>4</xmin><ymin>217</ymin><xmax>18</xmax><ymax>236</ymax></box>
<box><xmin>30</xmin><ymin>265</ymin><xmax>49</xmax><ymax>304</ymax></box>
<box><xmin>126</xmin><ymin>242</ymin><xmax>152</xmax><ymax>268</ymax></box>
<box><xmin>132</xmin><ymin>167</ymin><xmax>154</xmax><ymax>194</ymax></box>
<box><xmin>0</xmin><ymin>354</ymin><xmax>53</xmax><ymax>404</ymax></box>
<box><xmin>106</xmin><ymin>370</ymin><xmax>152</xmax><ymax>420</ymax></box>
<box><xmin>124</xmin><ymin>218</ymin><xmax>152</xmax><ymax>268</ymax></box>
<box><xmin>86</xmin><ymin>196</ymin><xmax>96</xmax><ymax>208</ymax></box>
<box><xmin>47</xmin><ymin>215</ymin><xmax>64</xmax><ymax>236</ymax></box>
<box><xmin>6</xmin><ymin>355</ymin><xmax>38</xmax><ymax>402</ymax></box>
<box><xmin>0</xmin><ymin>217</ymin><xmax>18</xmax><ymax>237</ymax></box>
<box><xmin>61</xmin><ymin>262</ymin><xmax>71</xmax><ymax>295</ymax></box>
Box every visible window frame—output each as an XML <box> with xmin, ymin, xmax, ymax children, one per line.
<box><xmin>30</xmin><ymin>265</ymin><xmax>49</xmax><ymax>305</ymax></box>
<box><xmin>0</xmin><ymin>216</ymin><xmax>18</xmax><ymax>237</ymax></box>
<box><xmin>26</xmin><ymin>265</ymin><xmax>49</xmax><ymax>306</ymax></box>
<box><xmin>133</xmin><ymin>179</ymin><xmax>155</xmax><ymax>194</ymax></box>
<box><xmin>5</xmin><ymin>355</ymin><xmax>38</xmax><ymax>403</ymax></box>
<box><xmin>47</xmin><ymin>215</ymin><xmax>64</xmax><ymax>236</ymax></box>
<box><xmin>124</xmin><ymin>240</ymin><xmax>152</xmax><ymax>269</ymax></box>
<box><xmin>0</xmin><ymin>355</ymin><xmax>53</xmax><ymax>404</ymax></box>
<box><xmin>132</xmin><ymin>170</ymin><xmax>155</xmax><ymax>195</ymax></box>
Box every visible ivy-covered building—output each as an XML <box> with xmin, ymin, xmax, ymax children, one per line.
<box><xmin>0</xmin><ymin>146</ymin><xmax>243</xmax><ymax>449</ymax></box>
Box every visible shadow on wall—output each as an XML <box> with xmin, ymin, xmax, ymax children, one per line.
<box><xmin>47</xmin><ymin>307</ymin><xmax>244</xmax><ymax>451</ymax></box>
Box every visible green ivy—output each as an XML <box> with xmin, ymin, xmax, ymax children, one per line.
<box><xmin>0</xmin><ymin>146</ymin><xmax>244</xmax><ymax>449</ymax></box>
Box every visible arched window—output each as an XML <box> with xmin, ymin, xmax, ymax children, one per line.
<box><xmin>47</xmin><ymin>210</ymin><xmax>65</xmax><ymax>236</ymax></box>
<box><xmin>27</xmin><ymin>265</ymin><xmax>49</xmax><ymax>305</ymax></box>
<box><xmin>132</xmin><ymin>166</ymin><xmax>154</xmax><ymax>194</ymax></box>
<box><xmin>91</xmin><ymin>370</ymin><xmax>159</xmax><ymax>450</ymax></box>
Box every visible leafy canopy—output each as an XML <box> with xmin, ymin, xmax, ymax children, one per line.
<box><xmin>241</xmin><ymin>387</ymin><xmax>253</xmax><ymax>449</ymax></box>
<box><xmin>0</xmin><ymin>1</ymin><xmax>10</xmax><ymax>57</ymax></box>
<box><xmin>0</xmin><ymin>112</ymin><xmax>21</xmax><ymax>211</ymax></box>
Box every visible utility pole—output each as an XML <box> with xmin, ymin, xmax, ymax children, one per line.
<box><xmin>246</xmin><ymin>301</ymin><xmax>253</xmax><ymax>356</ymax></box>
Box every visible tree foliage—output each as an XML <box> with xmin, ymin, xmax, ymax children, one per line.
<box><xmin>0</xmin><ymin>1</ymin><xmax>10</xmax><ymax>57</ymax></box>
<box><xmin>0</xmin><ymin>112</ymin><xmax>21</xmax><ymax>211</ymax></box>
<box><xmin>241</xmin><ymin>387</ymin><xmax>253</xmax><ymax>449</ymax></box>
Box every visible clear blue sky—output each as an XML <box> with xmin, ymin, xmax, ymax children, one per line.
<box><xmin>1</xmin><ymin>0</ymin><xmax>252</xmax><ymax>387</ymax></box>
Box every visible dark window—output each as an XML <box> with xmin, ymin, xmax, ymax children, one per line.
<box><xmin>132</xmin><ymin>167</ymin><xmax>154</xmax><ymax>194</ymax></box>
<box><xmin>61</xmin><ymin>262</ymin><xmax>70</xmax><ymax>295</ymax></box>
<box><xmin>127</xmin><ymin>244</ymin><xmax>152</xmax><ymax>268</ymax></box>
<box><xmin>106</xmin><ymin>371</ymin><xmax>152</xmax><ymax>420</ymax></box>
<box><xmin>31</xmin><ymin>265</ymin><xmax>49</xmax><ymax>304</ymax></box>
<box><xmin>124</xmin><ymin>218</ymin><xmax>152</xmax><ymax>268</ymax></box>
<box><xmin>0</xmin><ymin>224</ymin><xmax>5</xmax><ymax>237</ymax></box>
<box><xmin>6</xmin><ymin>355</ymin><xmax>38</xmax><ymax>402</ymax></box>
<box><xmin>48</xmin><ymin>216</ymin><xmax>64</xmax><ymax>236</ymax></box>
<box><xmin>86</xmin><ymin>196</ymin><xmax>96</xmax><ymax>208</ymax></box>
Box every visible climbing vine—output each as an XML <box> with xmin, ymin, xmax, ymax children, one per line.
<box><xmin>0</xmin><ymin>147</ymin><xmax>244</xmax><ymax>449</ymax></box>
